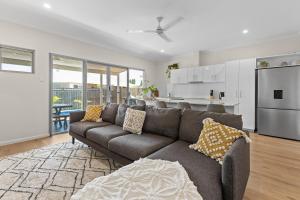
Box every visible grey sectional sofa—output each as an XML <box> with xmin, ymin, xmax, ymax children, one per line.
<box><xmin>69</xmin><ymin>103</ymin><xmax>250</xmax><ymax>200</ymax></box>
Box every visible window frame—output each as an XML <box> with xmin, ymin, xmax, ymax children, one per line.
<box><xmin>0</xmin><ymin>44</ymin><xmax>35</xmax><ymax>74</ymax></box>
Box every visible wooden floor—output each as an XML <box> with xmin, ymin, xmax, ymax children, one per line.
<box><xmin>244</xmin><ymin>133</ymin><xmax>300</xmax><ymax>200</ymax></box>
<box><xmin>0</xmin><ymin>134</ymin><xmax>71</xmax><ymax>157</ymax></box>
<box><xmin>0</xmin><ymin>133</ymin><xmax>299</xmax><ymax>200</ymax></box>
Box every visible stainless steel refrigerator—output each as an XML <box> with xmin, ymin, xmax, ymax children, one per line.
<box><xmin>257</xmin><ymin>65</ymin><xmax>300</xmax><ymax>140</ymax></box>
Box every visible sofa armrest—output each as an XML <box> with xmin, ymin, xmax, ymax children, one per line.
<box><xmin>222</xmin><ymin>138</ymin><xmax>250</xmax><ymax>200</ymax></box>
<box><xmin>70</xmin><ymin>111</ymin><xmax>85</xmax><ymax>123</ymax></box>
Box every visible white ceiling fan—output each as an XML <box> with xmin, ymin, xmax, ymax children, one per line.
<box><xmin>127</xmin><ymin>16</ymin><xmax>184</xmax><ymax>42</ymax></box>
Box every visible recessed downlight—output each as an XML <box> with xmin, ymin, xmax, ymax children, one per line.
<box><xmin>43</xmin><ymin>3</ymin><xmax>51</xmax><ymax>9</ymax></box>
<box><xmin>160</xmin><ymin>49</ymin><xmax>165</xmax><ymax>53</ymax></box>
<box><xmin>242</xmin><ymin>29</ymin><xmax>249</xmax><ymax>34</ymax></box>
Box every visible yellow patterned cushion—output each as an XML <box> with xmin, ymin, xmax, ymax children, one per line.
<box><xmin>81</xmin><ymin>105</ymin><xmax>103</xmax><ymax>122</ymax></box>
<box><xmin>189</xmin><ymin>118</ymin><xmax>251</xmax><ymax>164</ymax></box>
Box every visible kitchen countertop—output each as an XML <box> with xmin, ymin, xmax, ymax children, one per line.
<box><xmin>155</xmin><ymin>97</ymin><xmax>239</xmax><ymax>107</ymax></box>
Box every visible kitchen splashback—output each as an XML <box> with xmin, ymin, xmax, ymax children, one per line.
<box><xmin>171</xmin><ymin>82</ymin><xmax>225</xmax><ymax>99</ymax></box>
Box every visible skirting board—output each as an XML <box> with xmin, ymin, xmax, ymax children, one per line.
<box><xmin>0</xmin><ymin>133</ymin><xmax>49</xmax><ymax>146</ymax></box>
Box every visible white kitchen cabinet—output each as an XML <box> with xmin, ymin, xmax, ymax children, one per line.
<box><xmin>202</xmin><ymin>65</ymin><xmax>213</xmax><ymax>82</ymax></box>
<box><xmin>225</xmin><ymin>61</ymin><xmax>240</xmax><ymax>106</ymax></box>
<box><xmin>171</xmin><ymin>65</ymin><xmax>225</xmax><ymax>84</ymax></box>
<box><xmin>213</xmin><ymin>64</ymin><xmax>226</xmax><ymax>82</ymax></box>
<box><xmin>170</xmin><ymin>68</ymin><xmax>188</xmax><ymax>84</ymax></box>
<box><xmin>202</xmin><ymin>64</ymin><xmax>225</xmax><ymax>83</ymax></box>
<box><xmin>225</xmin><ymin>58</ymin><xmax>256</xmax><ymax>130</ymax></box>
<box><xmin>238</xmin><ymin>59</ymin><xmax>256</xmax><ymax>130</ymax></box>
<box><xmin>187</xmin><ymin>67</ymin><xmax>203</xmax><ymax>82</ymax></box>
<box><xmin>170</xmin><ymin>69</ymin><xmax>179</xmax><ymax>84</ymax></box>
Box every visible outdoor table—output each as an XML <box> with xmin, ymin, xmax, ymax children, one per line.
<box><xmin>52</xmin><ymin>104</ymin><xmax>73</xmax><ymax>129</ymax></box>
<box><xmin>52</xmin><ymin>104</ymin><xmax>73</xmax><ymax>115</ymax></box>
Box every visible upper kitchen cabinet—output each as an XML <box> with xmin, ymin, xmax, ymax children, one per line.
<box><xmin>202</xmin><ymin>64</ymin><xmax>225</xmax><ymax>83</ymax></box>
<box><xmin>170</xmin><ymin>68</ymin><xmax>188</xmax><ymax>84</ymax></box>
<box><xmin>171</xmin><ymin>65</ymin><xmax>225</xmax><ymax>84</ymax></box>
<box><xmin>187</xmin><ymin>67</ymin><xmax>203</xmax><ymax>82</ymax></box>
<box><xmin>212</xmin><ymin>64</ymin><xmax>226</xmax><ymax>82</ymax></box>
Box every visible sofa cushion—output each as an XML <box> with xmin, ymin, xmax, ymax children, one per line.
<box><xmin>142</xmin><ymin>107</ymin><xmax>181</xmax><ymax>139</ymax></box>
<box><xmin>131</xmin><ymin>105</ymin><xmax>146</xmax><ymax>111</ymax></box>
<box><xmin>123</xmin><ymin>108</ymin><xmax>146</xmax><ymax>134</ymax></box>
<box><xmin>86</xmin><ymin>125</ymin><xmax>129</xmax><ymax>148</ymax></box>
<box><xmin>82</xmin><ymin>105</ymin><xmax>103</xmax><ymax>122</ymax></box>
<box><xmin>69</xmin><ymin>121</ymin><xmax>111</xmax><ymax>137</ymax></box>
<box><xmin>115</xmin><ymin>104</ymin><xmax>129</xmax><ymax>126</ymax></box>
<box><xmin>148</xmin><ymin>140</ymin><xmax>222</xmax><ymax>200</ymax></box>
<box><xmin>101</xmin><ymin>103</ymin><xmax>119</xmax><ymax>123</ymax></box>
<box><xmin>115</xmin><ymin>104</ymin><xmax>146</xmax><ymax>127</ymax></box>
<box><xmin>179</xmin><ymin>110</ymin><xmax>243</xmax><ymax>144</ymax></box>
<box><xmin>108</xmin><ymin>133</ymin><xmax>174</xmax><ymax>160</ymax></box>
<box><xmin>189</xmin><ymin>118</ymin><xmax>250</xmax><ymax>164</ymax></box>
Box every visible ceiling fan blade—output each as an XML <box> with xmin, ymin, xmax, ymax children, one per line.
<box><xmin>127</xmin><ymin>30</ymin><xmax>157</xmax><ymax>33</ymax></box>
<box><xmin>158</xmin><ymin>33</ymin><xmax>172</xmax><ymax>42</ymax></box>
<box><xmin>143</xmin><ymin>30</ymin><xmax>157</xmax><ymax>33</ymax></box>
<box><xmin>163</xmin><ymin>17</ymin><xmax>184</xmax><ymax>31</ymax></box>
<box><xmin>127</xmin><ymin>30</ymin><xmax>145</xmax><ymax>33</ymax></box>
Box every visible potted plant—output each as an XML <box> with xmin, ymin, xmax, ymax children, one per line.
<box><xmin>142</xmin><ymin>85</ymin><xmax>159</xmax><ymax>98</ymax></box>
<box><xmin>166</xmin><ymin>63</ymin><xmax>179</xmax><ymax>79</ymax></box>
<box><xmin>258</xmin><ymin>61</ymin><xmax>269</xmax><ymax>68</ymax></box>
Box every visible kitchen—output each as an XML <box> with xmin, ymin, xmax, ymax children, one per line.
<box><xmin>156</xmin><ymin>52</ymin><xmax>300</xmax><ymax>140</ymax></box>
<box><xmin>158</xmin><ymin>58</ymin><xmax>255</xmax><ymax>131</ymax></box>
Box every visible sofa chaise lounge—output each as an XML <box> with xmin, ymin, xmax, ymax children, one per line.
<box><xmin>69</xmin><ymin>103</ymin><xmax>250</xmax><ymax>200</ymax></box>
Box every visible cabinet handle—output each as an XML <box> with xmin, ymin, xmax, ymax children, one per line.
<box><xmin>236</xmin><ymin>90</ymin><xmax>238</xmax><ymax>98</ymax></box>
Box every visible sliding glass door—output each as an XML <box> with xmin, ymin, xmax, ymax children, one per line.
<box><xmin>129</xmin><ymin>69</ymin><xmax>144</xmax><ymax>99</ymax></box>
<box><xmin>51</xmin><ymin>55</ymin><xmax>83</xmax><ymax>134</ymax></box>
<box><xmin>86</xmin><ymin>62</ymin><xmax>108</xmax><ymax>105</ymax></box>
<box><xmin>110</xmin><ymin>66</ymin><xmax>128</xmax><ymax>104</ymax></box>
<box><xmin>86</xmin><ymin>64</ymin><xmax>128</xmax><ymax>105</ymax></box>
<box><xmin>50</xmin><ymin>54</ymin><xmax>145</xmax><ymax>135</ymax></box>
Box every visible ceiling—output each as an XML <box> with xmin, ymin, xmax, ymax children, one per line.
<box><xmin>0</xmin><ymin>0</ymin><xmax>300</xmax><ymax>62</ymax></box>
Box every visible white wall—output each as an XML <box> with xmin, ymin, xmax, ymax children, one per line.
<box><xmin>156</xmin><ymin>35</ymin><xmax>300</xmax><ymax>97</ymax></box>
<box><xmin>199</xmin><ymin>35</ymin><xmax>300</xmax><ymax>65</ymax></box>
<box><xmin>0</xmin><ymin>21</ymin><xmax>157</xmax><ymax>145</ymax></box>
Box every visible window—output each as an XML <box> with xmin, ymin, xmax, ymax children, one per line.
<box><xmin>0</xmin><ymin>45</ymin><xmax>34</xmax><ymax>73</ymax></box>
<box><xmin>129</xmin><ymin>69</ymin><xmax>144</xmax><ymax>98</ymax></box>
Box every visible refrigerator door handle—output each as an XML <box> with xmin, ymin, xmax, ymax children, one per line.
<box><xmin>240</xmin><ymin>91</ymin><xmax>242</xmax><ymax>98</ymax></box>
<box><xmin>236</xmin><ymin>90</ymin><xmax>238</xmax><ymax>98</ymax></box>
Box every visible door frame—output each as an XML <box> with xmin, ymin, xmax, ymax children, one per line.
<box><xmin>49</xmin><ymin>53</ymin><xmax>85</xmax><ymax>136</ymax></box>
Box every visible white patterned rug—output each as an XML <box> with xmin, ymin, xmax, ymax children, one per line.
<box><xmin>0</xmin><ymin>142</ymin><xmax>121</xmax><ymax>200</ymax></box>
